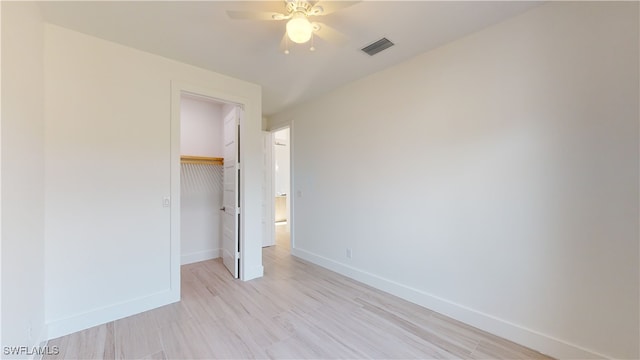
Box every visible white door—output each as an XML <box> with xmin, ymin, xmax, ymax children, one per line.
<box><xmin>222</xmin><ymin>107</ymin><xmax>240</xmax><ymax>278</ymax></box>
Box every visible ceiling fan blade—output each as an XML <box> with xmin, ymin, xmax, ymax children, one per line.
<box><xmin>309</xmin><ymin>1</ymin><xmax>360</xmax><ymax>16</ymax></box>
<box><xmin>313</xmin><ymin>22</ymin><xmax>348</xmax><ymax>46</ymax></box>
<box><xmin>226</xmin><ymin>10</ymin><xmax>288</xmax><ymax>21</ymax></box>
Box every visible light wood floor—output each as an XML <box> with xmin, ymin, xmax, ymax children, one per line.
<box><xmin>45</xmin><ymin>227</ymin><xmax>551</xmax><ymax>359</ymax></box>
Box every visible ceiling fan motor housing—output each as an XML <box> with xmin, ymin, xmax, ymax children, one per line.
<box><xmin>286</xmin><ymin>1</ymin><xmax>314</xmax><ymax>15</ymax></box>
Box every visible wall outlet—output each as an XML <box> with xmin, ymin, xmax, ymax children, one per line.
<box><xmin>346</xmin><ymin>248</ymin><xmax>352</xmax><ymax>259</ymax></box>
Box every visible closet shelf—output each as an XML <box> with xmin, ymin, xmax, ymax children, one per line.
<box><xmin>181</xmin><ymin>156</ymin><xmax>223</xmax><ymax>165</ymax></box>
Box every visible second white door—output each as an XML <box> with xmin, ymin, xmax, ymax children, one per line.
<box><xmin>222</xmin><ymin>106</ymin><xmax>240</xmax><ymax>278</ymax></box>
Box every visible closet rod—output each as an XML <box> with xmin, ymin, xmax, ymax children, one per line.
<box><xmin>180</xmin><ymin>156</ymin><xmax>224</xmax><ymax>165</ymax></box>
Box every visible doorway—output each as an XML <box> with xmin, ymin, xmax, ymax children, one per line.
<box><xmin>273</xmin><ymin>127</ymin><xmax>291</xmax><ymax>251</ymax></box>
<box><xmin>170</xmin><ymin>80</ymin><xmax>263</xmax><ymax>298</ymax></box>
<box><xmin>175</xmin><ymin>89</ymin><xmax>243</xmax><ymax>280</ymax></box>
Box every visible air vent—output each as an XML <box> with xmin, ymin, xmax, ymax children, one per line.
<box><xmin>361</xmin><ymin>38</ymin><xmax>394</xmax><ymax>56</ymax></box>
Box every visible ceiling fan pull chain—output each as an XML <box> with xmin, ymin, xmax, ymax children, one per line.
<box><xmin>284</xmin><ymin>35</ymin><xmax>290</xmax><ymax>55</ymax></box>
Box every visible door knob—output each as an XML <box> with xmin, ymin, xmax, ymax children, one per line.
<box><xmin>220</xmin><ymin>206</ymin><xmax>226</xmax><ymax>211</ymax></box>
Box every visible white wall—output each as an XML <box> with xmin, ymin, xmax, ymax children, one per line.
<box><xmin>180</xmin><ymin>96</ymin><xmax>223</xmax><ymax>157</ymax></box>
<box><xmin>1</xmin><ymin>2</ymin><xmax>47</xmax><ymax>355</ymax></box>
<box><xmin>269</xmin><ymin>2</ymin><xmax>639</xmax><ymax>359</ymax></box>
<box><xmin>44</xmin><ymin>24</ymin><xmax>262</xmax><ymax>339</ymax></box>
<box><xmin>180</xmin><ymin>96</ymin><xmax>224</xmax><ymax>264</ymax></box>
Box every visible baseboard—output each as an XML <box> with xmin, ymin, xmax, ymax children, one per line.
<box><xmin>291</xmin><ymin>247</ymin><xmax>608</xmax><ymax>360</ymax></box>
<box><xmin>181</xmin><ymin>248</ymin><xmax>221</xmax><ymax>265</ymax></box>
<box><xmin>46</xmin><ymin>289</ymin><xmax>178</xmax><ymax>340</ymax></box>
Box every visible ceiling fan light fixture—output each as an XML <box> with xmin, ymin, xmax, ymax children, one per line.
<box><xmin>286</xmin><ymin>12</ymin><xmax>313</xmax><ymax>44</ymax></box>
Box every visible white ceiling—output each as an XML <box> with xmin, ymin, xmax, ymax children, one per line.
<box><xmin>39</xmin><ymin>1</ymin><xmax>540</xmax><ymax>116</ymax></box>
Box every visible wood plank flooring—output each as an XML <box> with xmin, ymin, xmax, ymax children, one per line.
<box><xmin>45</xmin><ymin>227</ymin><xmax>551</xmax><ymax>359</ymax></box>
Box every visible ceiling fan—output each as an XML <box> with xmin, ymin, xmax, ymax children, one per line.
<box><xmin>226</xmin><ymin>1</ymin><xmax>358</xmax><ymax>54</ymax></box>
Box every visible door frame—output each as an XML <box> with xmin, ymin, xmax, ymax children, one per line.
<box><xmin>170</xmin><ymin>81</ymin><xmax>259</xmax><ymax>299</ymax></box>
<box><xmin>262</xmin><ymin>131</ymin><xmax>275</xmax><ymax>247</ymax></box>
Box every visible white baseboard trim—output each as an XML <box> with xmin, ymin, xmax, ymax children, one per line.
<box><xmin>46</xmin><ymin>289</ymin><xmax>178</xmax><ymax>340</ymax></box>
<box><xmin>181</xmin><ymin>248</ymin><xmax>221</xmax><ymax>265</ymax></box>
<box><xmin>291</xmin><ymin>247</ymin><xmax>608</xmax><ymax>360</ymax></box>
